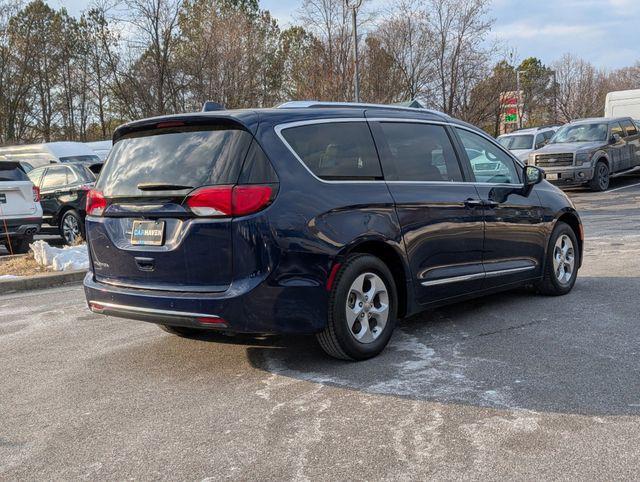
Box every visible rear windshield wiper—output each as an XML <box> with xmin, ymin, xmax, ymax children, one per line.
<box><xmin>137</xmin><ymin>182</ymin><xmax>194</xmax><ymax>191</ymax></box>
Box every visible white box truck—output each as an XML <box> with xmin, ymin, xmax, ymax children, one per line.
<box><xmin>0</xmin><ymin>141</ymin><xmax>101</xmax><ymax>171</ymax></box>
<box><xmin>605</xmin><ymin>89</ymin><xmax>640</xmax><ymax>119</ymax></box>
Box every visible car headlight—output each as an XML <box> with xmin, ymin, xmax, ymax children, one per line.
<box><xmin>575</xmin><ymin>152</ymin><xmax>589</xmax><ymax>166</ymax></box>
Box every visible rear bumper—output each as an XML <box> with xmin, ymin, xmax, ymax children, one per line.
<box><xmin>0</xmin><ymin>216</ymin><xmax>42</xmax><ymax>237</ymax></box>
<box><xmin>83</xmin><ymin>272</ymin><xmax>329</xmax><ymax>334</ymax></box>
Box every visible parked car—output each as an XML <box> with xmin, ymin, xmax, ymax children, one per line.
<box><xmin>529</xmin><ymin>117</ymin><xmax>640</xmax><ymax>191</ymax></box>
<box><xmin>497</xmin><ymin>125</ymin><xmax>560</xmax><ymax>161</ymax></box>
<box><xmin>0</xmin><ymin>161</ymin><xmax>42</xmax><ymax>254</ymax></box>
<box><xmin>0</xmin><ymin>141</ymin><xmax>101</xmax><ymax>169</ymax></box>
<box><xmin>83</xmin><ymin>102</ymin><xmax>583</xmax><ymax>360</ymax></box>
<box><xmin>27</xmin><ymin>162</ymin><xmax>96</xmax><ymax>245</ymax></box>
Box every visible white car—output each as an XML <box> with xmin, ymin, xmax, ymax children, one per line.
<box><xmin>0</xmin><ymin>161</ymin><xmax>42</xmax><ymax>254</ymax></box>
<box><xmin>498</xmin><ymin>126</ymin><xmax>560</xmax><ymax>162</ymax></box>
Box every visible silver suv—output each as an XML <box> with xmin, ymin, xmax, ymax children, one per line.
<box><xmin>498</xmin><ymin>125</ymin><xmax>559</xmax><ymax>162</ymax></box>
<box><xmin>0</xmin><ymin>161</ymin><xmax>42</xmax><ymax>253</ymax></box>
<box><xmin>529</xmin><ymin>117</ymin><xmax>640</xmax><ymax>191</ymax></box>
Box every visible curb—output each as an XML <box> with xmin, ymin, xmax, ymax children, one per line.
<box><xmin>0</xmin><ymin>270</ymin><xmax>87</xmax><ymax>294</ymax></box>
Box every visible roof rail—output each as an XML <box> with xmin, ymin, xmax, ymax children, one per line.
<box><xmin>276</xmin><ymin>101</ymin><xmax>447</xmax><ymax>117</ymax></box>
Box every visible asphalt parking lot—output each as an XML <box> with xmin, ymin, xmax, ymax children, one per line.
<box><xmin>2</xmin><ymin>177</ymin><xmax>640</xmax><ymax>479</ymax></box>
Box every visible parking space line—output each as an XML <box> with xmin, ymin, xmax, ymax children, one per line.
<box><xmin>608</xmin><ymin>182</ymin><xmax>640</xmax><ymax>193</ymax></box>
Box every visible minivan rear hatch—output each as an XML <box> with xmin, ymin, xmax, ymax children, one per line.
<box><xmin>87</xmin><ymin>119</ymin><xmax>258</xmax><ymax>292</ymax></box>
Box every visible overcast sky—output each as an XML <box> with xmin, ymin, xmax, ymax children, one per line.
<box><xmin>54</xmin><ymin>0</ymin><xmax>640</xmax><ymax>70</ymax></box>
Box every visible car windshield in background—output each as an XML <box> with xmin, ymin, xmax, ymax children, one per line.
<box><xmin>96</xmin><ymin>126</ymin><xmax>252</xmax><ymax>197</ymax></box>
<box><xmin>0</xmin><ymin>162</ymin><xmax>27</xmax><ymax>181</ymax></box>
<box><xmin>498</xmin><ymin>135</ymin><xmax>534</xmax><ymax>150</ymax></box>
<box><xmin>551</xmin><ymin>123</ymin><xmax>608</xmax><ymax>143</ymax></box>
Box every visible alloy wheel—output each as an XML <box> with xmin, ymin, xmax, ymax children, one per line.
<box><xmin>62</xmin><ymin>214</ymin><xmax>81</xmax><ymax>244</ymax></box>
<box><xmin>553</xmin><ymin>234</ymin><xmax>575</xmax><ymax>285</ymax></box>
<box><xmin>345</xmin><ymin>272</ymin><xmax>389</xmax><ymax>344</ymax></box>
<box><xmin>598</xmin><ymin>164</ymin><xmax>609</xmax><ymax>190</ymax></box>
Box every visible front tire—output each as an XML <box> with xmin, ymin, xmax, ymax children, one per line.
<box><xmin>538</xmin><ymin>221</ymin><xmax>579</xmax><ymax>296</ymax></box>
<box><xmin>317</xmin><ymin>254</ymin><xmax>398</xmax><ymax>361</ymax></box>
<box><xmin>588</xmin><ymin>161</ymin><xmax>609</xmax><ymax>191</ymax></box>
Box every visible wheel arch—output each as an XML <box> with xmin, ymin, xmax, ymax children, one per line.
<box><xmin>593</xmin><ymin>152</ymin><xmax>610</xmax><ymax>170</ymax></box>
<box><xmin>556</xmin><ymin>211</ymin><xmax>584</xmax><ymax>267</ymax></box>
<box><xmin>342</xmin><ymin>239</ymin><xmax>411</xmax><ymax>319</ymax></box>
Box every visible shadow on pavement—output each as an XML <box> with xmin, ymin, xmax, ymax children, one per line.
<box><xmin>217</xmin><ymin>276</ymin><xmax>640</xmax><ymax>417</ymax></box>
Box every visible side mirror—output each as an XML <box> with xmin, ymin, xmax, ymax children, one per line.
<box><xmin>521</xmin><ymin>165</ymin><xmax>544</xmax><ymax>197</ymax></box>
<box><xmin>488</xmin><ymin>165</ymin><xmax>544</xmax><ymax>203</ymax></box>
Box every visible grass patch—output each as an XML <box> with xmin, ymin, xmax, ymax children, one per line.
<box><xmin>0</xmin><ymin>253</ymin><xmax>52</xmax><ymax>277</ymax></box>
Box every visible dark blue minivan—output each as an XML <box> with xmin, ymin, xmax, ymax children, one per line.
<box><xmin>84</xmin><ymin>102</ymin><xmax>583</xmax><ymax>360</ymax></box>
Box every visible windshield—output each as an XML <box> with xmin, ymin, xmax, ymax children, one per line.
<box><xmin>97</xmin><ymin>125</ymin><xmax>252</xmax><ymax>197</ymax></box>
<box><xmin>498</xmin><ymin>135</ymin><xmax>534</xmax><ymax>150</ymax></box>
<box><xmin>551</xmin><ymin>123</ymin><xmax>608</xmax><ymax>143</ymax></box>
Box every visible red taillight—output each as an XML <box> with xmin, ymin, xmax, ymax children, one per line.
<box><xmin>232</xmin><ymin>185</ymin><xmax>273</xmax><ymax>216</ymax></box>
<box><xmin>185</xmin><ymin>185</ymin><xmax>273</xmax><ymax>217</ymax></box>
<box><xmin>86</xmin><ymin>189</ymin><xmax>107</xmax><ymax>216</ymax></box>
<box><xmin>186</xmin><ymin>185</ymin><xmax>233</xmax><ymax>217</ymax></box>
<box><xmin>32</xmin><ymin>185</ymin><xmax>40</xmax><ymax>202</ymax></box>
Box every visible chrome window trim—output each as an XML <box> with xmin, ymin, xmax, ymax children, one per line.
<box><xmin>420</xmin><ymin>265</ymin><xmax>536</xmax><ymax>287</ymax></box>
<box><xmin>274</xmin><ymin>117</ymin><xmax>525</xmax><ymax>187</ymax></box>
<box><xmin>88</xmin><ymin>301</ymin><xmax>221</xmax><ymax>320</ymax></box>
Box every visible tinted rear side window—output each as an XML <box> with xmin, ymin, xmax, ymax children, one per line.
<box><xmin>97</xmin><ymin>125</ymin><xmax>252</xmax><ymax>197</ymax></box>
<box><xmin>0</xmin><ymin>162</ymin><xmax>27</xmax><ymax>181</ymax></box>
<box><xmin>378</xmin><ymin>122</ymin><xmax>463</xmax><ymax>182</ymax></box>
<box><xmin>281</xmin><ymin>122</ymin><xmax>382</xmax><ymax>180</ymax></box>
<box><xmin>42</xmin><ymin>166</ymin><xmax>70</xmax><ymax>189</ymax></box>
<box><xmin>239</xmin><ymin>140</ymin><xmax>278</xmax><ymax>184</ymax></box>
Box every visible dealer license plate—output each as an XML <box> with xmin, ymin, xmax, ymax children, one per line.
<box><xmin>131</xmin><ymin>220</ymin><xmax>165</xmax><ymax>246</ymax></box>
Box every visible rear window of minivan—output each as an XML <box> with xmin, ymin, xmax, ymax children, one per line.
<box><xmin>97</xmin><ymin>125</ymin><xmax>253</xmax><ymax>197</ymax></box>
<box><xmin>281</xmin><ymin>122</ymin><xmax>382</xmax><ymax>180</ymax></box>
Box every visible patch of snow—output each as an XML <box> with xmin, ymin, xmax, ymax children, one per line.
<box><xmin>0</xmin><ymin>274</ymin><xmax>23</xmax><ymax>280</ymax></box>
<box><xmin>29</xmin><ymin>240</ymin><xmax>89</xmax><ymax>272</ymax></box>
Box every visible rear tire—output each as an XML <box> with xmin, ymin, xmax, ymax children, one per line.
<box><xmin>588</xmin><ymin>161</ymin><xmax>609</xmax><ymax>191</ymax></box>
<box><xmin>159</xmin><ymin>325</ymin><xmax>203</xmax><ymax>337</ymax></box>
<box><xmin>316</xmin><ymin>254</ymin><xmax>398</xmax><ymax>361</ymax></box>
<box><xmin>11</xmin><ymin>236</ymin><xmax>32</xmax><ymax>254</ymax></box>
<box><xmin>60</xmin><ymin>209</ymin><xmax>84</xmax><ymax>245</ymax></box>
<box><xmin>537</xmin><ymin>221</ymin><xmax>579</xmax><ymax>296</ymax></box>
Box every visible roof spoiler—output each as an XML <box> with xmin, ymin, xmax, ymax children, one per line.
<box><xmin>202</xmin><ymin>101</ymin><xmax>225</xmax><ymax>112</ymax></box>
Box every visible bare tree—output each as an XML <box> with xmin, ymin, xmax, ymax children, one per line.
<box><xmin>122</xmin><ymin>0</ymin><xmax>182</xmax><ymax>115</ymax></box>
<box><xmin>553</xmin><ymin>53</ymin><xmax>608</xmax><ymax>122</ymax></box>
<box><xmin>427</xmin><ymin>0</ymin><xmax>493</xmax><ymax>116</ymax></box>
<box><xmin>373</xmin><ymin>0</ymin><xmax>432</xmax><ymax>100</ymax></box>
